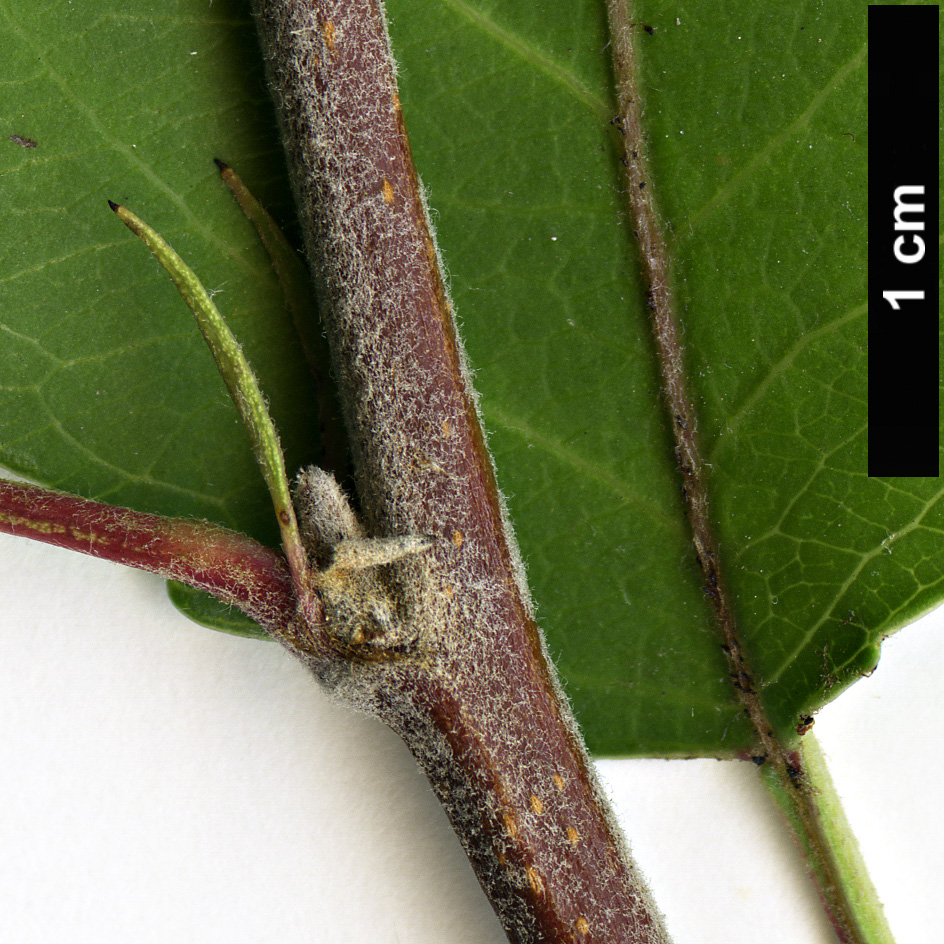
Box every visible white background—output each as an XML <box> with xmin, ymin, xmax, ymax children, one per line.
<box><xmin>1</xmin><ymin>529</ymin><xmax>941</xmax><ymax>944</ymax></box>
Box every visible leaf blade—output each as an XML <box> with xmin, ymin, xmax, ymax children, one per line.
<box><xmin>1</xmin><ymin>0</ymin><xmax>938</xmax><ymax>759</ymax></box>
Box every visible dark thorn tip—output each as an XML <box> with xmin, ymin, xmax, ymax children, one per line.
<box><xmin>214</xmin><ymin>157</ymin><xmax>229</xmax><ymax>172</ymax></box>
<box><xmin>107</xmin><ymin>200</ymin><xmax>120</xmax><ymax>212</ymax></box>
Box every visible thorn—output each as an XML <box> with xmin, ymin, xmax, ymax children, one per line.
<box><xmin>107</xmin><ymin>199</ymin><xmax>120</xmax><ymax>212</ymax></box>
<box><xmin>213</xmin><ymin>157</ymin><xmax>230</xmax><ymax>173</ymax></box>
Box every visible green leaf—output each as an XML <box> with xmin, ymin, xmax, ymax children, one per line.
<box><xmin>0</xmin><ymin>0</ymin><xmax>321</xmax><ymax>542</ymax></box>
<box><xmin>0</xmin><ymin>0</ymin><xmax>938</xmax><ymax>759</ymax></box>
<box><xmin>0</xmin><ymin>0</ymin><xmax>319</xmax><ymax>632</ymax></box>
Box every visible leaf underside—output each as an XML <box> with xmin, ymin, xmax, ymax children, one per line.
<box><xmin>1</xmin><ymin>0</ymin><xmax>940</xmax><ymax>757</ymax></box>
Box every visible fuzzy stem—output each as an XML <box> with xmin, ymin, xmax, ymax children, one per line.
<box><xmin>249</xmin><ymin>1</ymin><xmax>671</xmax><ymax>941</ymax></box>
<box><xmin>0</xmin><ymin>478</ymin><xmax>302</xmax><ymax>638</ymax></box>
<box><xmin>604</xmin><ymin>4</ymin><xmax>889</xmax><ymax>942</ymax></box>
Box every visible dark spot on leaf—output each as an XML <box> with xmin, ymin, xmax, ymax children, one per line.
<box><xmin>796</xmin><ymin>715</ymin><xmax>815</xmax><ymax>736</ymax></box>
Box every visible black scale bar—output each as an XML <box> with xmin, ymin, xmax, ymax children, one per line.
<box><xmin>868</xmin><ymin>4</ymin><xmax>940</xmax><ymax>477</ymax></box>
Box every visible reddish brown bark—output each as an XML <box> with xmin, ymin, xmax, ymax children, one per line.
<box><xmin>0</xmin><ymin>479</ymin><xmax>298</xmax><ymax>636</ymax></box>
<box><xmin>250</xmin><ymin>2</ymin><xmax>670</xmax><ymax>941</ymax></box>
